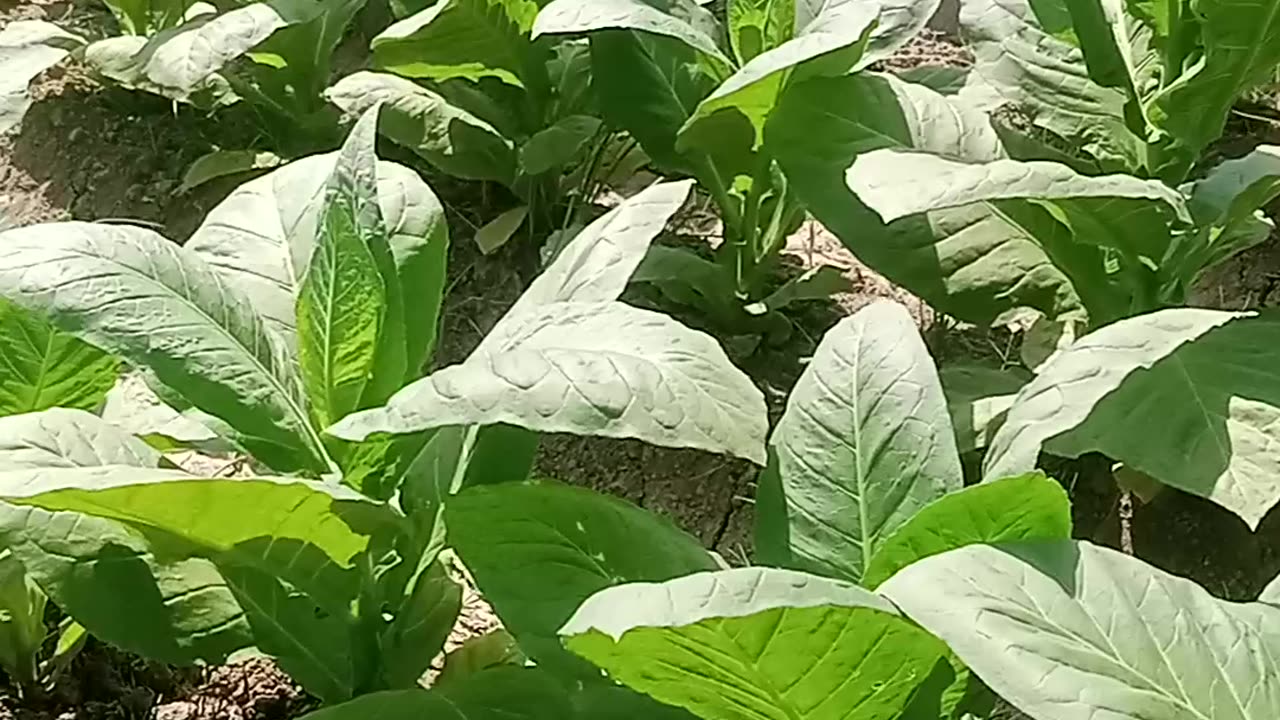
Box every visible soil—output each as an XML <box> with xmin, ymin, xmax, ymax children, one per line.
<box><xmin>3</xmin><ymin>2</ymin><xmax>1280</xmax><ymax>718</ymax></box>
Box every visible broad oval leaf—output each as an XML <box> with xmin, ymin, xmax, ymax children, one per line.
<box><xmin>757</xmin><ymin>300</ymin><xmax>962</xmax><ymax>583</ymax></box>
<box><xmin>447</xmin><ymin>481</ymin><xmax>717</xmax><ymax>674</ymax></box>
<box><xmin>861</xmin><ymin>472</ymin><xmax>1070</xmax><ymax>588</ymax></box>
<box><xmin>0</xmin><ymin>20</ymin><xmax>84</xmax><ymax>134</ymax></box>
<box><xmin>326</xmin><ymin>71</ymin><xmax>516</xmax><ymax>183</ymax></box>
<box><xmin>882</xmin><ymin>540</ymin><xmax>1280</xmax><ymax>720</ymax></box>
<box><xmin>768</xmin><ymin>72</ymin><xmax>1085</xmax><ymax>325</ymax></box>
<box><xmin>329</xmin><ymin>301</ymin><xmax>768</xmax><ymax>463</ymax></box>
<box><xmin>984</xmin><ymin>308</ymin><xmax>1280</xmax><ymax>528</ymax></box>
<box><xmin>562</xmin><ymin>567</ymin><xmax>949</xmax><ymax>720</ymax></box>
<box><xmin>186</xmin><ymin>149</ymin><xmax>448</xmax><ymax>373</ymax></box>
<box><xmin>0</xmin><ymin>222</ymin><xmax>328</xmax><ymax>473</ymax></box>
<box><xmin>0</xmin><ymin>299</ymin><xmax>118</xmax><ymax>416</ymax></box>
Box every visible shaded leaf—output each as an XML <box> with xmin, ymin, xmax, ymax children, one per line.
<box><xmin>518</xmin><ymin>115</ymin><xmax>602</xmax><ymax>175</ymax></box>
<box><xmin>177</xmin><ymin>150</ymin><xmax>282</xmax><ymax>195</ymax></box>
<box><xmin>473</xmin><ymin>206</ymin><xmax>528</xmax><ymax>255</ymax></box>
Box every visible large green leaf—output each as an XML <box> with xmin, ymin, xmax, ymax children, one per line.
<box><xmin>984</xmin><ymin>308</ymin><xmax>1280</xmax><ymax>528</ymax></box>
<box><xmin>0</xmin><ymin>300</ymin><xmax>118</xmax><ymax>415</ymax></box>
<box><xmin>562</xmin><ymin>567</ymin><xmax>948</xmax><ymax>720</ymax></box>
<box><xmin>681</xmin><ymin>1</ymin><xmax>878</xmax><ymax>146</ymax></box>
<box><xmin>330</xmin><ymin>182</ymin><xmax>768</xmax><ymax>463</ymax></box>
<box><xmin>882</xmin><ymin>540</ymin><xmax>1280</xmax><ymax>720</ymax></box>
<box><xmin>447</xmin><ymin>481</ymin><xmax>717</xmax><ymax>674</ymax></box>
<box><xmin>296</xmin><ymin>668</ymin><xmax>573</xmax><ymax>720</ymax></box>
<box><xmin>0</xmin><ymin>222</ymin><xmax>328</xmax><ymax>473</ymax></box>
<box><xmin>325</xmin><ymin>71</ymin><xmax>516</xmax><ymax>184</ymax></box>
<box><xmin>372</xmin><ymin>0</ymin><xmax>542</xmax><ymax>87</ymax></box>
<box><xmin>960</xmin><ymin>0</ymin><xmax>1146</xmax><ymax>171</ymax></box>
<box><xmin>186</xmin><ymin>149</ymin><xmax>448</xmax><ymax>373</ymax></box>
<box><xmin>756</xmin><ymin>300</ymin><xmax>962</xmax><ymax>583</ymax></box>
<box><xmin>768</xmin><ymin>72</ymin><xmax>1085</xmax><ymax>325</ymax></box>
<box><xmin>0</xmin><ymin>21</ymin><xmax>84</xmax><ymax>134</ymax></box>
<box><xmin>862</xmin><ymin>473</ymin><xmax>1071</xmax><ymax>588</ymax></box>
<box><xmin>297</xmin><ymin>109</ymin><xmax>387</xmax><ymax>428</ymax></box>
<box><xmin>129</xmin><ymin>0</ymin><xmax>326</xmax><ymax>100</ymax></box>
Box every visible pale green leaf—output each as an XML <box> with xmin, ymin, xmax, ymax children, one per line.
<box><xmin>768</xmin><ymin>72</ymin><xmax>1086</xmax><ymax>325</ymax></box>
<box><xmin>0</xmin><ymin>408</ymin><xmax>158</xmax><ymax>470</ymax></box>
<box><xmin>297</xmin><ymin>109</ymin><xmax>387</xmax><ymax>428</ymax></box>
<box><xmin>131</xmin><ymin>0</ymin><xmax>325</xmax><ymax>99</ymax></box>
<box><xmin>0</xmin><ymin>299</ymin><xmax>118</xmax><ymax>416</ymax></box>
<box><xmin>727</xmin><ymin>0</ymin><xmax>794</xmax><ymax>62</ymax></box>
<box><xmin>847</xmin><ymin>150</ymin><xmax>1190</xmax><ymax>225</ymax></box>
<box><xmin>532</xmin><ymin>0</ymin><xmax>729</xmax><ymax>65</ymax></box>
<box><xmin>325</xmin><ymin>71</ymin><xmax>516</xmax><ymax>184</ymax></box>
<box><xmin>883</xmin><ymin>540</ymin><xmax>1280</xmax><ymax>720</ymax></box>
<box><xmin>862</xmin><ymin>473</ymin><xmax>1071</xmax><ymax>588</ymax></box>
<box><xmin>939</xmin><ymin>363</ymin><xmax>1029</xmax><ymax>453</ymax></box>
<box><xmin>682</xmin><ymin>1</ymin><xmax>877</xmax><ymax>146</ymax></box>
<box><xmin>447</xmin><ymin>481</ymin><xmax>716</xmax><ymax>674</ymax></box>
<box><xmin>0</xmin><ymin>222</ymin><xmax>328</xmax><ymax>473</ymax></box>
<box><xmin>473</xmin><ymin>206</ymin><xmax>528</xmax><ymax>255</ymax></box>
<box><xmin>984</xmin><ymin>308</ymin><xmax>1280</xmax><ymax>528</ymax></box>
<box><xmin>372</xmin><ymin>0</ymin><xmax>541</xmax><ymax>86</ymax></box>
<box><xmin>0</xmin><ymin>550</ymin><xmax>45</xmax><ymax>687</ymax></box>
<box><xmin>756</xmin><ymin>300</ymin><xmax>962</xmax><ymax>583</ymax></box>
<box><xmin>0</xmin><ymin>21</ymin><xmax>84</xmax><ymax>134</ymax></box>
<box><xmin>177</xmin><ymin>149</ymin><xmax>282</xmax><ymax>195</ymax></box>
<box><xmin>186</xmin><ymin>150</ymin><xmax>448</xmax><ymax>373</ymax></box>
<box><xmin>99</xmin><ymin>372</ymin><xmax>222</xmax><ymax>450</ymax></box>
<box><xmin>562</xmin><ymin>567</ymin><xmax>948</xmax><ymax>720</ymax></box>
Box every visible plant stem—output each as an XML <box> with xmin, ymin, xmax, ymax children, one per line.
<box><xmin>561</xmin><ymin>128</ymin><xmax>610</xmax><ymax>232</ymax></box>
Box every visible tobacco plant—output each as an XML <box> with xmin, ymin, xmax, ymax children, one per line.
<box><xmin>524</xmin><ymin>0</ymin><xmax>947</xmax><ymax>329</ymax></box>
<box><xmin>556</xmin><ymin>300</ymin><xmax>1280</xmax><ymax>720</ymax></box>
<box><xmin>0</xmin><ymin>106</ymin><xmax>765</xmax><ymax>705</ymax></box>
<box><xmin>324</xmin><ymin>0</ymin><xmax>626</xmax><ymax>251</ymax></box>
<box><xmin>0</xmin><ymin>0</ymin><xmax>370</xmax><ymax>152</ymax></box>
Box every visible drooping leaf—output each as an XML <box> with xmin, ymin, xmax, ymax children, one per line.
<box><xmin>330</xmin><ymin>181</ymin><xmax>766</xmax><ymax>463</ymax></box>
<box><xmin>682</xmin><ymin>1</ymin><xmax>878</xmax><ymax>146</ymax></box>
<box><xmin>985</xmin><ymin>308</ymin><xmax>1280</xmax><ymax>528</ymax></box>
<box><xmin>0</xmin><ymin>222</ymin><xmax>328</xmax><ymax>473</ymax></box>
<box><xmin>1178</xmin><ymin>146</ymin><xmax>1280</xmax><ymax>274</ymax></box>
<box><xmin>0</xmin><ymin>299</ymin><xmax>118</xmax><ymax>416</ymax></box>
<box><xmin>447</xmin><ymin>481</ymin><xmax>717</xmax><ymax>674</ymax></box>
<box><xmin>329</xmin><ymin>301</ymin><xmax>767</xmax><ymax>462</ymax></box>
<box><xmin>960</xmin><ymin>0</ymin><xmax>1146</xmax><ymax>171</ymax></box>
<box><xmin>372</xmin><ymin>0</ymin><xmax>542</xmax><ymax>87</ymax></box>
<box><xmin>768</xmin><ymin>72</ymin><xmax>1085</xmax><ymax>325</ymax></box>
<box><xmin>562</xmin><ymin>567</ymin><xmax>948</xmax><ymax>720</ymax></box>
<box><xmin>862</xmin><ymin>473</ymin><xmax>1071</xmax><ymax>588</ymax></box>
<box><xmin>296</xmin><ymin>667</ymin><xmax>574</xmax><ymax>720</ymax></box>
<box><xmin>533</xmin><ymin>0</ymin><xmax>729</xmax><ymax>65</ymax></box>
<box><xmin>99</xmin><ymin>372</ymin><xmax>222</xmax><ymax>450</ymax></box>
<box><xmin>436</xmin><ymin>629</ymin><xmax>526</xmax><ymax>686</ymax></box>
<box><xmin>326</xmin><ymin>71</ymin><xmax>516</xmax><ymax>183</ymax></box>
<box><xmin>882</xmin><ymin>540</ymin><xmax>1280</xmax><ymax>720</ymax></box>
<box><xmin>473</xmin><ymin>206</ymin><xmax>529</xmax><ymax>255</ymax></box>
<box><xmin>130</xmin><ymin>0</ymin><xmax>326</xmax><ymax>100</ymax></box>
<box><xmin>0</xmin><ymin>21</ymin><xmax>85</xmax><ymax>134</ymax></box>
<box><xmin>186</xmin><ymin>150</ymin><xmax>448</xmax><ymax>373</ymax></box>
<box><xmin>756</xmin><ymin>300</ymin><xmax>962</xmax><ymax>583</ymax></box>
<box><xmin>518</xmin><ymin>115</ymin><xmax>603</xmax><ymax>175</ymax></box>
<box><xmin>297</xmin><ymin>109</ymin><xmax>387</xmax><ymax>428</ymax></box>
